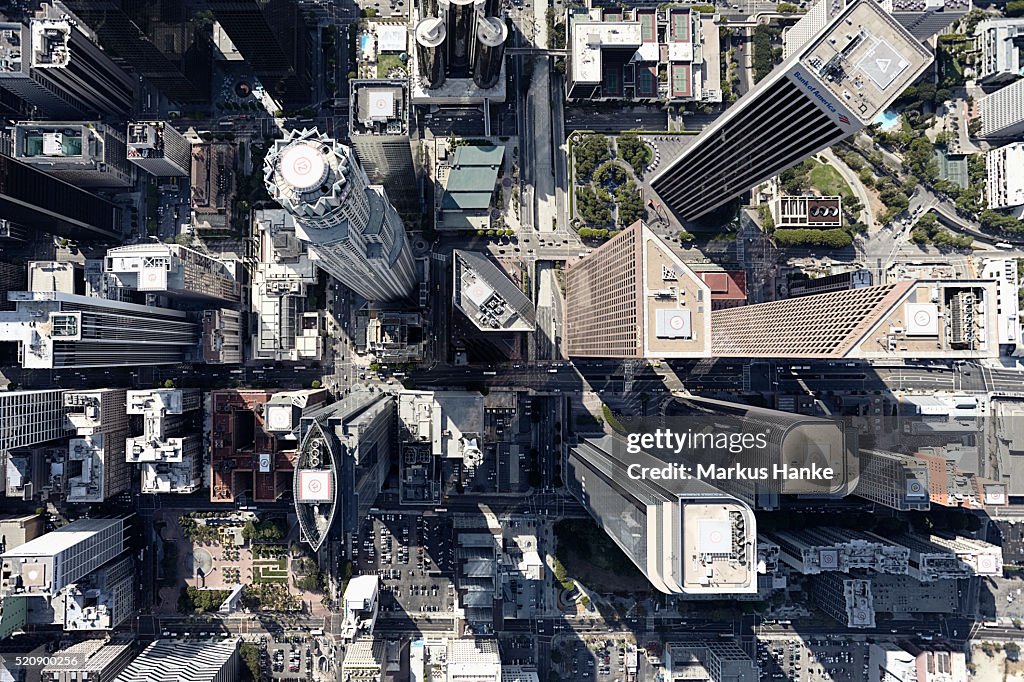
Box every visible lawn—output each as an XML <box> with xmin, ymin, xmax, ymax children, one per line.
<box><xmin>377</xmin><ymin>53</ymin><xmax>407</xmax><ymax>78</ymax></box>
<box><xmin>807</xmin><ymin>160</ymin><xmax>854</xmax><ymax>200</ymax></box>
<box><xmin>252</xmin><ymin>558</ymin><xmax>289</xmax><ymax>584</ymax></box>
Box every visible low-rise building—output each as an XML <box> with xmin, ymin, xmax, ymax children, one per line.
<box><xmin>191</xmin><ymin>141</ymin><xmax>235</xmax><ymax>231</ymax></box>
<box><xmin>769</xmin><ymin>527</ymin><xmax>909</xmax><ymax>575</ymax></box>
<box><xmin>772</xmin><ymin>195</ymin><xmax>842</xmax><ymax>228</ymax></box>
<box><xmin>126</xmin><ymin>389</ymin><xmax>202</xmax><ymax>494</ymax></box>
<box><xmin>566</xmin><ymin>7</ymin><xmax>721</xmax><ymax>103</ymax></box>
<box><xmin>663</xmin><ymin>640</ymin><xmax>759</xmax><ymax>682</ymax></box>
<box><xmin>437</xmin><ymin>145</ymin><xmax>504</xmax><ymax>231</ymax></box>
<box><xmin>867</xmin><ymin>642</ymin><xmax>967</xmax><ymax>682</ymax></box>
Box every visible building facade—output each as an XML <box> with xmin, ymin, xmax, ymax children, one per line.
<box><xmin>126</xmin><ymin>122</ymin><xmax>191</xmax><ymax>177</ymax></box>
<box><xmin>113</xmin><ymin>639</ymin><xmax>240</xmax><ymax>682</ymax></box>
<box><xmin>349</xmin><ymin>80</ymin><xmax>419</xmax><ymax>213</ymax></box>
<box><xmin>976</xmin><ymin>19</ymin><xmax>1024</xmax><ymax>85</ymax></box>
<box><xmin>105</xmin><ymin>244</ymin><xmax>240</xmax><ymax>303</ymax></box>
<box><xmin>986</xmin><ymin>142</ymin><xmax>1024</xmax><ymax>209</ymax></box>
<box><xmin>854</xmin><ymin>449</ymin><xmax>931</xmax><ymax>511</ymax></box>
<box><xmin>979</xmin><ymin>78</ymin><xmax>1024</xmax><ymax>139</ymax></box>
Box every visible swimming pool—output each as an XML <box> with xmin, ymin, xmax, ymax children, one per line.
<box><xmin>360</xmin><ymin>33</ymin><xmax>373</xmax><ymax>53</ymax></box>
<box><xmin>873</xmin><ymin>109</ymin><xmax>900</xmax><ymax>132</ymax></box>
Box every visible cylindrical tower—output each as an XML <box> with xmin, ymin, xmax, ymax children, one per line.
<box><xmin>420</xmin><ymin>0</ymin><xmax>439</xmax><ymax>19</ymax></box>
<box><xmin>442</xmin><ymin>0</ymin><xmax>478</xmax><ymax>70</ymax></box>
<box><xmin>472</xmin><ymin>16</ymin><xmax>507</xmax><ymax>89</ymax></box>
<box><xmin>416</xmin><ymin>17</ymin><xmax>447</xmax><ymax>89</ymax></box>
<box><xmin>264</xmin><ymin>129</ymin><xmax>416</xmax><ymax>303</ymax></box>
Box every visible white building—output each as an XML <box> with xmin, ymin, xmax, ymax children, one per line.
<box><xmin>341</xmin><ymin>574</ymin><xmax>379</xmax><ymax>642</ymax></box>
<box><xmin>125</xmin><ymin>389</ymin><xmax>202</xmax><ymax>494</ymax></box>
<box><xmin>769</xmin><ymin>527</ymin><xmax>910</xmax><ymax>575</ymax></box>
<box><xmin>980</xmin><ymin>78</ymin><xmax>1024</xmax><ymax>139</ymax></box>
<box><xmin>0</xmin><ymin>517</ymin><xmax>128</xmax><ymax>597</ymax></box>
<box><xmin>986</xmin><ymin>142</ymin><xmax>1024</xmax><ymax>210</ymax></box>
<box><xmin>867</xmin><ymin>643</ymin><xmax>967</xmax><ymax>682</ymax></box>
<box><xmin>979</xmin><ymin>256</ymin><xmax>1021</xmax><ymax>348</ymax></box>
<box><xmin>263</xmin><ymin>128</ymin><xmax>417</xmax><ymax>303</ymax></box>
<box><xmin>447</xmin><ymin>639</ymin><xmax>502</xmax><ymax>682</ymax></box>
<box><xmin>114</xmin><ymin>639</ymin><xmax>240</xmax><ymax>682</ymax></box>
<box><xmin>64</xmin><ymin>389</ymin><xmax>130</xmax><ymax>503</ymax></box>
<box><xmin>104</xmin><ymin>244</ymin><xmax>240</xmax><ymax>303</ymax></box>
<box><xmin>976</xmin><ymin>19</ymin><xmax>1024</xmax><ymax>85</ymax></box>
<box><xmin>249</xmin><ymin>209</ymin><xmax>324</xmax><ymax>363</ymax></box>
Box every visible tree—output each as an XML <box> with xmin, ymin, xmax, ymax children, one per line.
<box><xmin>677</xmin><ymin>230</ymin><xmax>695</xmax><ymax>242</ymax></box>
<box><xmin>573</xmin><ymin>135</ymin><xmax>611</xmax><ymax>181</ymax></box>
<box><xmin>311</xmin><ymin>379</ymin><xmax>322</xmax><ymax>389</ymax></box>
<box><xmin>615</xmin><ymin>181</ymin><xmax>645</xmax><ymax>226</ymax></box>
<box><xmin>594</xmin><ymin>161</ymin><xmax>627</xmax><ymax>188</ymax></box>
<box><xmin>773</xmin><ymin>228</ymin><xmax>853</xmax><ymax>248</ymax></box>
<box><xmin>617</xmin><ymin>134</ymin><xmax>651</xmax><ymax>175</ymax></box>
<box><xmin>240</xmin><ymin>643</ymin><xmax>260</xmax><ymax>681</ymax></box>
<box><xmin>163</xmin><ymin>379</ymin><xmax>176</xmax><ymax>389</ymax></box>
<box><xmin>576</xmin><ymin>186</ymin><xmax>613</xmax><ymax>226</ymax></box>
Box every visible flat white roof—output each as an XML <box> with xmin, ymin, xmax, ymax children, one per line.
<box><xmin>571</xmin><ymin>21</ymin><xmax>642</xmax><ymax>85</ymax></box>
<box><xmin>3</xmin><ymin>518</ymin><xmax>119</xmax><ymax>558</ymax></box>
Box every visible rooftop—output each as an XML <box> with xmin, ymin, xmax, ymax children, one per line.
<box><xmin>453</xmin><ymin>250</ymin><xmax>536</xmax><ymax>332</ymax></box>
<box><xmin>442</xmin><ymin>145</ymin><xmax>504</xmax><ymax>212</ymax></box>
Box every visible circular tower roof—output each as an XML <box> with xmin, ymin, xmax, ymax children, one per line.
<box><xmin>416</xmin><ymin>17</ymin><xmax>447</xmax><ymax>47</ymax></box>
<box><xmin>278</xmin><ymin>142</ymin><xmax>329</xmax><ymax>192</ymax></box>
<box><xmin>477</xmin><ymin>16</ymin><xmax>507</xmax><ymax>46</ymax></box>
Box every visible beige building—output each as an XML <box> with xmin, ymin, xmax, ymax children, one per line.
<box><xmin>0</xmin><ymin>513</ymin><xmax>45</xmax><ymax>552</ymax></box>
<box><xmin>711</xmin><ymin>280</ymin><xmax>998</xmax><ymax>359</ymax></box>
<box><xmin>567</xmin><ymin>226</ymin><xmax>997</xmax><ymax>360</ymax></box>
<box><xmin>565</xmin><ymin>221</ymin><xmax>711</xmax><ymax>358</ymax></box>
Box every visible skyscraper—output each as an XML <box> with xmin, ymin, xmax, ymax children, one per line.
<box><xmin>0</xmin><ymin>9</ymin><xmax>135</xmax><ymax>118</ymax></box>
<box><xmin>263</xmin><ymin>128</ymin><xmax>417</xmax><ymax>303</ymax></box>
<box><xmin>979</xmin><ymin>78</ymin><xmax>1024</xmax><ymax>139</ymax></box>
<box><xmin>64</xmin><ymin>389</ymin><xmax>130</xmax><ymax>503</ymax></box>
<box><xmin>854</xmin><ymin>449</ymin><xmax>930</xmax><ymax>511</ymax></box>
<box><xmin>348</xmin><ymin>80</ymin><xmax>420</xmax><ymax>213</ymax></box>
<box><xmin>711</xmin><ymin>280</ymin><xmax>998</xmax><ymax>359</ymax></box>
<box><xmin>564</xmin><ymin>221</ymin><xmax>712</xmax><ymax>358</ymax></box>
<box><xmin>0</xmin><ymin>291</ymin><xmax>198</xmax><ymax>368</ymax></box>
<box><xmin>472</xmin><ymin>16</ymin><xmax>507</xmax><ymax>89</ymax></box>
<box><xmin>294</xmin><ymin>392</ymin><xmax>395</xmax><ymax>551</ymax></box>
<box><xmin>0</xmin><ymin>517</ymin><xmax>129</xmax><ymax>597</ymax></box>
<box><xmin>104</xmin><ymin>244</ymin><xmax>240</xmax><ymax>303</ymax></box>
<box><xmin>650</xmin><ymin>0</ymin><xmax>931</xmax><ymax>221</ymax></box>
<box><xmin>58</xmin><ymin>0</ymin><xmax>211</xmax><ymax>104</ymax></box>
<box><xmin>206</xmin><ymin>0</ymin><xmax>312</xmax><ymax>108</ymax></box>
<box><xmin>125</xmin><ymin>389</ymin><xmax>203</xmax><ymax>494</ymax></box>
<box><xmin>113</xmin><ymin>639</ymin><xmax>240</xmax><ymax>682</ymax></box>
<box><xmin>0</xmin><ymin>389</ymin><xmax>71</xmax><ymax>452</ymax></box>
<box><xmin>125</xmin><ymin>122</ymin><xmax>191</xmax><ymax>178</ymax></box>
<box><xmin>12</xmin><ymin>122</ymin><xmax>132</xmax><ymax>188</ymax></box>
<box><xmin>566</xmin><ymin>435</ymin><xmax>757</xmax><ymax>595</ymax></box>
<box><xmin>0</xmin><ymin>153</ymin><xmax>122</xmax><ymax>240</ymax></box>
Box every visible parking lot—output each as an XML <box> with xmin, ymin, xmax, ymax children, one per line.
<box><xmin>264</xmin><ymin>633</ymin><xmax>333</xmax><ymax>681</ymax></box>
<box><xmin>354</xmin><ymin>512</ymin><xmax>457</xmax><ymax>616</ymax></box>
<box><xmin>555</xmin><ymin>637</ymin><xmax>634</xmax><ymax>681</ymax></box>
<box><xmin>757</xmin><ymin>636</ymin><xmax>869</xmax><ymax>682</ymax></box>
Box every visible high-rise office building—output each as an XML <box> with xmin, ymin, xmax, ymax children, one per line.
<box><xmin>126</xmin><ymin>121</ymin><xmax>191</xmax><ymax>177</ymax></box>
<box><xmin>126</xmin><ymin>389</ymin><xmax>203</xmax><ymax>494</ymax></box>
<box><xmin>113</xmin><ymin>639</ymin><xmax>240</xmax><ymax>682</ymax></box>
<box><xmin>64</xmin><ymin>389</ymin><xmax>130</xmax><ymax>503</ymax></box>
<box><xmin>0</xmin><ymin>154</ymin><xmax>122</xmax><ymax>240</ymax></box>
<box><xmin>566</xmin><ymin>435</ymin><xmax>757</xmax><ymax>595</ymax></box>
<box><xmin>0</xmin><ymin>261</ymin><xmax>27</xmax><ymax>311</ymax></box>
<box><xmin>711</xmin><ymin>280</ymin><xmax>998</xmax><ymax>359</ymax></box>
<box><xmin>666</xmin><ymin>395</ymin><xmax>855</xmax><ymax>510</ymax></box>
<box><xmin>104</xmin><ymin>244</ymin><xmax>240</xmax><ymax>303</ymax></box>
<box><xmin>0</xmin><ymin>291</ymin><xmax>198</xmax><ymax>368</ymax></box>
<box><xmin>976</xmin><ymin>19</ymin><xmax>1024</xmax><ymax>86</ymax></box>
<box><xmin>473</xmin><ymin>16</ymin><xmax>507</xmax><ymax>89</ymax></box>
<box><xmin>0</xmin><ymin>389</ymin><xmax>71</xmax><ymax>452</ymax></box>
<box><xmin>453</xmin><ymin>249</ymin><xmax>537</xmax><ymax>332</ymax></box>
<box><xmin>263</xmin><ymin>128</ymin><xmax>417</xmax><ymax>302</ymax></box>
<box><xmin>854</xmin><ymin>449</ymin><xmax>930</xmax><ymax>511</ymax></box>
<box><xmin>986</xmin><ymin>142</ymin><xmax>1024</xmax><ymax>209</ymax></box>
<box><xmin>348</xmin><ymin>80</ymin><xmax>419</xmax><ymax>213</ymax></box>
<box><xmin>11</xmin><ymin>122</ymin><xmax>132</xmax><ymax>188</ymax></box>
<box><xmin>650</xmin><ymin>0</ymin><xmax>931</xmax><ymax>221</ymax></box>
<box><xmin>42</xmin><ymin>638</ymin><xmax>135</xmax><ymax>682</ymax></box>
<box><xmin>663</xmin><ymin>641</ymin><xmax>759</xmax><ymax>682</ymax></box>
<box><xmin>787</xmin><ymin>268</ymin><xmax>872</xmax><ymax>298</ymax></box>
<box><xmin>206</xmin><ymin>0</ymin><xmax>312</xmax><ymax>108</ymax></box>
<box><xmin>565</xmin><ymin>221</ymin><xmax>712</xmax><ymax>358</ymax></box>
<box><xmin>294</xmin><ymin>391</ymin><xmax>395</xmax><ymax>551</ymax></box>
<box><xmin>59</xmin><ymin>0</ymin><xmax>210</xmax><ymax>104</ymax></box>
<box><xmin>0</xmin><ymin>9</ymin><xmax>135</xmax><ymax>118</ymax></box>
<box><xmin>415</xmin><ymin>18</ymin><xmax>447</xmax><ymax>89</ymax></box>
<box><xmin>784</xmin><ymin>0</ymin><xmax>968</xmax><ymax>59</ymax></box>
<box><xmin>979</xmin><ymin>78</ymin><xmax>1024</xmax><ymax>139</ymax></box>
<box><xmin>0</xmin><ymin>517</ymin><xmax>129</xmax><ymax>597</ymax></box>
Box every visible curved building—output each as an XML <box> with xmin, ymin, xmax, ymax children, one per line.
<box><xmin>441</xmin><ymin>0</ymin><xmax>481</xmax><ymax>69</ymax></box>
<box><xmin>416</xmin><ymin>18</ymin><xmax>447</xmax><ymax>89</ymax></box>
<box><xmin>294</xmin><ymin>420</ymin><xmax>339</xmax><ymax>551</ymax></box>
<box><xmin>263</xmin><ymin>128</ymin><xmax>416</xmax><ymax>302</ymax></box>
<box><xmin>472</xmin><ymin>17</ymin><xmax>507</xmax><ymax>89</ymax></box>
